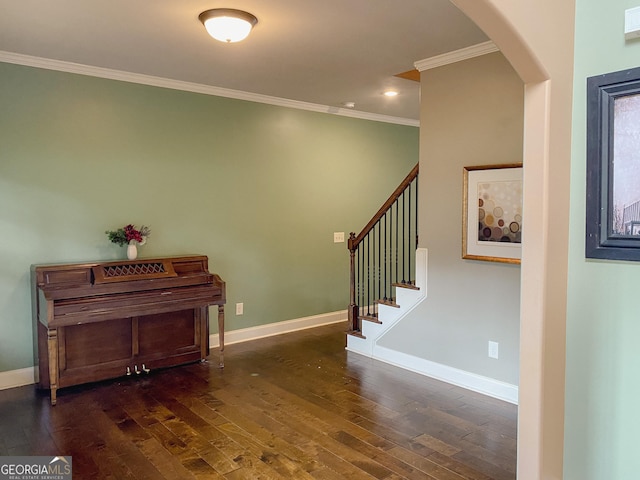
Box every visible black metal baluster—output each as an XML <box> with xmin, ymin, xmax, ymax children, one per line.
<box><xmin>415</xmin><ymin>176</ymin><xmax>419</xmax><ymax>254</ymax></box>
<box><xmin>374</xmin><ymin>226</ymin><xmax>378</xmax><ymax>318</ymax></box>
<box><xmin>358</xmin><ymin>238</ymin><xmax>364</xmax><ymax>320</ymax></box>
<box><xmin>408</xmin><ymin>182</ymin><xmax>412</xmax><ymax>284</ymax></box>
<box><xmin>355</xmin><ymin>243</ymin><xmax>360</xmax><ymax>324</ymax></box>
<box><xmin>401</xmin><ymin>192</ymin><xmax>407</xmax><ymax>283</ymax></box>
<box><xmin>395</xmin><ymin>199</ymin><xmax>399</xmax><ymax>285</ymax></box>
<box><xmin>377</xmin><ymin>221</ymin><xmax>381</xmax><ymax>305</ymax></box>
<box><xmin>382</xmin><ymin>212</ymin><xmax>387</xmax><ymax>300</ymax></box>
<box><xmin>367</xmin><ymin>233</ymin><xmax>371</xmax><ymax>316</ymax></box>
<box><xmin>386</xmin><ymin>210</ymin><xmax>391</xmax><ymax>300</ymax></box>
<box><xmin>389</xmin><ymin>201</ymin><xmax>393</xmax><ymax>285</ymax></box>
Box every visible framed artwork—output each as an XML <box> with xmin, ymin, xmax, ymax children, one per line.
<box><xmin>462</xmin><ymin>164</ymin><xmax>523</xmax><ymax>264</ymax></box>
<box><xmin>586</xmin><ymin>66</ymin><xmax>640</xmax><ymax>261</ymax></box>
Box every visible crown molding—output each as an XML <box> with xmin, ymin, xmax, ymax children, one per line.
<box><xmin>414</xmin><ymin>41</ymin><xmax>499</xmax><ymax>72</ymax></box>
<box><xmin>0</xmin><ymin>51</ymin><xmax>419</xmax><ymax>127</ymax></box>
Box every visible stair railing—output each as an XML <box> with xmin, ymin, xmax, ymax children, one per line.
<box><xmin>348</xmin><ymin>163</ymin><xmax>419</xmax><ymax>332</ymax></box>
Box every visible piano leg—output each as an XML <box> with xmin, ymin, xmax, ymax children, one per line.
<box><xmin>47</xmin><ymin>328</ymin><xmax>59</xmax><ymax>406</ymax></box>
<box><xmin>218</xmin><ymin>305</ymin><xmax>225</xmax><ymax>368</ymax></box>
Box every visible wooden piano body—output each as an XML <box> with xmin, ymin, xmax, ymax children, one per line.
<box><xmin>31</xmin><ymin>255</ymin><xmax>225</xmax><ymax>405</ymax></box>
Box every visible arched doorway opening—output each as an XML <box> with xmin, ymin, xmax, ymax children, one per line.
<box><xmin>447</xmin><ymin>2</ymin><xmax>574</xmax><ymax>478</ymax></box>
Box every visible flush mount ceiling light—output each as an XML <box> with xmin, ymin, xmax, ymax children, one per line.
<box><xmin>199</xmin><ymin>8</ymin><xmax>258</xmax><ymax>43</ymax></box>
<box><xmin>383</xmin><ymin>90</ymin><xmax>399</xmax><ymax>97</ymax></box>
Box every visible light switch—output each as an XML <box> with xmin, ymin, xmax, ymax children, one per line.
<box><xmin>625</xmin><ymin>6</ymin><xmax>640</xmax><ymax>39</ymax></box>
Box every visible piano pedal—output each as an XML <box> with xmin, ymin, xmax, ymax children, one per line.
<box><xmin>126</xmin><ymin>366</ymin><xmax>132</xmax><ymax>376</ymax></box>
<box><xmin>142</xmin><ymin>364</ymin><xmax>151</xmax><ymax>374</ymax></box>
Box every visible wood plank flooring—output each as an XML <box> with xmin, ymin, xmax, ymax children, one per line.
<box><xmin>0</xmin><ymin>322</ymin><xmax>517</xmax><ymax>479</ymax></box>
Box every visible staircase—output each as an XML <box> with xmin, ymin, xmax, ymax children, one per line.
<box><xmin>347</xmin><ymin>248</ymin><xmax>427</xmax><ymax>356</ymax></box>
<box><xmin>346</xmin><ymin>163</ymin><xmax>424</xmax><ymax>355</ymax></box>
<box><xmin>344</xmin><ymin>165</ymin><xmax>519</xmax><ymax>404</ymax></box>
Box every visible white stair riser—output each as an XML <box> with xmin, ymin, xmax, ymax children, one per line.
<box><xmin>395</xmin><ymin>287</ymin><xmax>421</xmax><ymax>306</ymax></box>
<box><xmin>346</xmin><ymin>332</ymin><xmax>373</xmax><ymax>356</ymax></box>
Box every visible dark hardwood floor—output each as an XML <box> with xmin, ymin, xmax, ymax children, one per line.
<box><xmin>0</xmin><ymin>322</ymin><xmax>517</xmax><ymax>479</ymax></box>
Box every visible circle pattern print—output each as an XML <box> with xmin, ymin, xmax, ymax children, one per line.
<box><xmin>477</xmin><ymin>180</ymin><xmax>522</xmax><ymax>243</ymax></box>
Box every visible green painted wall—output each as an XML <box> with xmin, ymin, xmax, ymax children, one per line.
<box><xmin>566</xmin><ymin>1</ymin><xmax>640</xmax><ymax>478</ymax></box>
<box><xmin>0</xmin><ymin>62</ymin><xmax>418</xmax><ymax>373</ymax></box>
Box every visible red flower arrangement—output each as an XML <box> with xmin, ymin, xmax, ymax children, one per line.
<box><xmin>105</xmin><ymin>224</ymin><xmax>151</xmax><ymax>247</ymax></box>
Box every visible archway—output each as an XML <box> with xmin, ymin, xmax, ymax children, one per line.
<box><xmin>448</xmin><ymin>1</ymin><xmax>575</xmax><ymax>479</ymax></box>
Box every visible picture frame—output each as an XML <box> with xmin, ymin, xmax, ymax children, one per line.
<box><xmin>462</xmin><ymin>164</ymin><xmax>523</xmax><ymax>264</ymax></box>
<box><xmin>586</xmin><ymin>66</ymin><xmax>640</xmax><ymax>261</ymax></box>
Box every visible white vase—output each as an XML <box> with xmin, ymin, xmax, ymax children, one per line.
<box><xmin>126</xmin><ymin>243</ymin><xmax>137</xmax><ymax>260</ymax></box>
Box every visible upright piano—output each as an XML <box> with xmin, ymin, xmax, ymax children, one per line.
<box><xmin>31</xmin><ymin>255</ymin><xmax>225</xmax><ymax>405</ymax></box>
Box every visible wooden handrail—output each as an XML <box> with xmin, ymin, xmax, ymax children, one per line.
<box><xmin>348</xmin><ymin>163</ymin><xmax>419</xmax><ymax>251</ymax></box>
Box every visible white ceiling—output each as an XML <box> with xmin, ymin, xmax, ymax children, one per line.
<box><xmin>0</xmin><ymin>0</ymin><xmax>488</xmax><ymax>123</ymax></box>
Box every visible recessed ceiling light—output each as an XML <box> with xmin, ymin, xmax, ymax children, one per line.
<box><xmin>383</xmin><ymin>90</ymin><xmax>399</xmax><ymax>97</ymax></box>
<box><xmin>341</xmin><ymin>101</ymin><xmax>356</xmax><ymax>109</ymax></box>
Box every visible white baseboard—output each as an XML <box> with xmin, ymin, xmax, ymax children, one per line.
<box><xmin>210</xmin><ymin>310</ymin><xmax>347</xmax><ymax>347</ymax></box>
<box><xmin>0</xmin><ymin>367</ymin><xmax>36</xmax><ymax>391</ymax></box>
<box><xmin>2</xmin><ymin>312</ymin><xmax>516</xmax><ymax>405</ymax></box>
<box><xmin>0</xmin><ymin>311</ymin><xmax>347</xmax><ymax>392</ymax></box>
<box><xmin>370</xmin><ymin>345</ymin><xmax>519</xmax><ymax>404</ymax></box>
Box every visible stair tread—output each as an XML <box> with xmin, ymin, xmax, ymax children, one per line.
<box><xmin>376</xmin><ymin>298</ymin><xmax>400</xmax><ymax>308</ymax></box>
<box><xmin>360</xmin><ymin>315</ymin><xmax>382</xmax><ymax>324</ymax></box>
<box><xmin>392</xmin><ymin>282</ymin><xmax>420</xmax><ymax>291</ymax></box>
<box><xmin>347</xmin><ymin>330</ymin><xmax>366</xmax><ymax>339</ymax></box>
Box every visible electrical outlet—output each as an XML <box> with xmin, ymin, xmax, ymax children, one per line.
<box><xmin>236</xmin><ymin>303</ymin><xmax>243</xmax><ymax>315</ymax></box>
<box><xmin>334</xmin><ymin>232</ymin><xmax>345</xmax><ymax>243</ymax></box>
<box><xmin>488</xmin><ymin>341</ymin><xmax>499</xmax><ymax>359</ymax></box>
